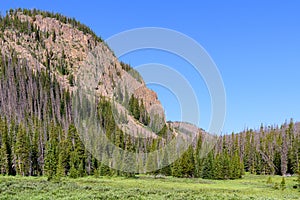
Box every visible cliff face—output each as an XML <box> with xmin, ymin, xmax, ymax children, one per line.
<box><xmin>0</xmin><ymin>9</ymin><xmax>166</xmax><ymax>136</ymax></box>
<box><xmin>134</xmin><ymin>85</ymin><xmax>160</xmax><ymax>111</ymax></box>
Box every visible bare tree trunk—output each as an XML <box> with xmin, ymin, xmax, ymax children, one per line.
<box><xmin>281</xmin><ymin>128</ymin><xmax>288</xmax><ymax>176</ymax></box>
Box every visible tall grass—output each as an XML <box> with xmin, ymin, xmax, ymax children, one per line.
<box><xmin>0</xmin><ymin>174</ymin><xmax>298</xmax><ymax>199</ymax></box>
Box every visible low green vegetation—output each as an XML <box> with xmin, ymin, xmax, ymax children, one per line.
<box><xmin>0</xmin><ymin>174</ymin><xmax>299</xmax><ymax>200</ymax></box>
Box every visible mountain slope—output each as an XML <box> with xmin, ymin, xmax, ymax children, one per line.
<box><xmin>0</xmin><ymin>9</ymin><xmax>203</xmax><ymax>178</ymax></box>
<box><xmin>0</xmin><ymin>8</ymin><xmax>168</xmax><ymax>135</ymax></box>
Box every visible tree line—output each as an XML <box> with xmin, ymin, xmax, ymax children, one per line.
<box><xmin>0</xmin><ymin>9</ymin><xmax>299</xmax><ymax>186</ymax></box>
<box><xmin>0</xmin><ymin>52</ymin><xmax>299</xmax><ymax>182</ymax></box>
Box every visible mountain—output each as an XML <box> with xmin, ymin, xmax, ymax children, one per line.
<box><xmin>0</xmin><ymin>9</ymin><xmax>298</xmax><ymax>181</ymax></box>
<box><xmin>0</xmin><ymin>8</ymin><xmax>182</xmax><ymax>134</ymax></box>
<box><xmin>0</xmin><ymin>8</ymin><xmax>206</xmax><ymax>178</ymax></box>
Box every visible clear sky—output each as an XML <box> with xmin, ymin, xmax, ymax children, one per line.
<box><xmin>1</xmin><ymin>1</ymin><xmax>300</xmax><ymax>133</ymax></box>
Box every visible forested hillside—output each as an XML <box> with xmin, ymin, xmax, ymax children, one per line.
<box><xmin>0</xmin><ymin>9</ymin><xmax>299</xmax><ymax>183</ymax></box>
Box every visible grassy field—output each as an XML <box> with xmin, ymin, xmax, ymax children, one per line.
<box><xmin>0</xmin><ymin>174</ymin><xmax>299</xmax><ymax>199</ymax></box>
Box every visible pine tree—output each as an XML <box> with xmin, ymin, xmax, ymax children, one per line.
<box><xmin>146</xmin><ymin>139</ymin><xmax>159</xmax><ymax>176</ymax></box>
<box><xmin>30</xmin><ymin>122</ymin><xmax>40</xmax><ymax>176</ymax></box>
<box><xmin>56</xmin><ymin>138</ymin><xmax>69</xmax><ymax>178</ymax></box>
<box><xmin>147</xmin><ymin>152</ymin><xmax>159</xmax><ymax>177</ymax></box>
<box><xmin>0</xmin><ymin>147</ymin><xmax>7</xmax><ymax>174</ymax></box>
<box><xmin>128</xmin><ymin>94</ymin><xmax>141</xmax><ymax>121</ymax></box>
<box><xmin>213</xmin><ymin>154</ymin><xmax>223</xmax><ymax>179</ymax></box>
<box><xmin>274</xmin><ymin>151</ymin><xmax>282</xmax><ymax>175</ymax></box>
<box><xmin>70</xmin><ymin>124</ymin><xmax>85</xmax><ymax>161</ymax></box>
<box><xmin>99</xmin><ymin>160</ymin><xmax>111</xmax><ymax>176</ymax></box>
<box><xmin>248</xmin><ymin>131</ymin><xmax>257</xmax><ymax>174</ymax></box>
<box><xmin>15</xmin><ymin>123</ymin><xmax>30</xmax><ymax>176</ymax></box>
<box><xmin>0</xmin><ymin>124</ymin><xmax>9</xmax><ymax>174</ymax></box>
<box><xmin>69</xmin><ymin>162</ymin><xmax>78</xmax><ymax>179</ymax></box>
<box><xmin>56</xmin><ymin>152</ymin><xmax>65</xmax><ymax>178</ymax></box>
<box><xmin>78</xmin><ymin>159</ymin><xmax>85</xmax><ymax>177</ymax></box>
<box><xmin>221</xmin><ymin>150</ymin><xmax>230</xmax><ymax>179</ymax></box>
<box><xmin>160</xmin><ymin>150</ymin><xmax>171</xmax><ymax>176</ymax></box>
<box><xmin>129</xmin><ymin>94</ymin><xmax>134</xmax><ymax>116</ymax></box>
<box><xmin>194</xmin><ymin>134</ymin><xmax>203</xmax><ymax>178</ymax></box>
<box><xmin>66</xmin><ymin>124</ymin><xmax>86</xmax><ymax>178</ymax></box>
<box><xmin>181</xmin><ymin>146</ymin><xmax>195</xmax><ymax>178</ymax></box>
<box><xmin>133</xmin><ymin>96</ymin><xmax>140</xmax><ymax>120</ymax></box>
<box><xmin>201</xmin><ymin>151</ymin><xmax>214</xmax><ymax>179</ymax></box>
<box><xmin>139</xmin><ymin>99</ymin><xmax>150</xmax><ymax>126</ymax></box>
<box><xmin>122</xmin><ymin>135</ymin><xmax>135</xmax><ymax>177</ymax></box>
<box><xmin>231</xmin><ymin>151</ymin><xmax>243</xmax><ymax>179</ymax></box>
<box><xmin>0</xmin><ymin>118</ymin><xmax>11</xmax><ymax>175</ymax></box>
<box><xmin>44</xmin><ymin>123</ymin><xmax>59</xmax><ymax>180</ymax></box>
<box><xmin>171</xmin><ymin>158</ymin><xmax>183</xmax><ymax>178</ymax></box>
<box><xmin>287</xmin><ymin>119</ymin><xmax>298</xmax><ymax>174</ymax></box>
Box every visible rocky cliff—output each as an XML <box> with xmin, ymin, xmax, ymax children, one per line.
<box><xmin>0</xmin><ymin>8</ymin><xmax>168</xmax><ymax>137</ymax></box>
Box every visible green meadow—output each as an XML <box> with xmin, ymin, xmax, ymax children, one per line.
<box><xmin>0</xmin><ymin>174</ymin><xmax>298</xmax><ymax>200</ymax></box>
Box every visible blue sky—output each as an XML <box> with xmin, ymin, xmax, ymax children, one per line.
<box><xmin>1</xmin><ymin>1</ymin><xmax>300</xmax><ymax>133</ymax></box>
